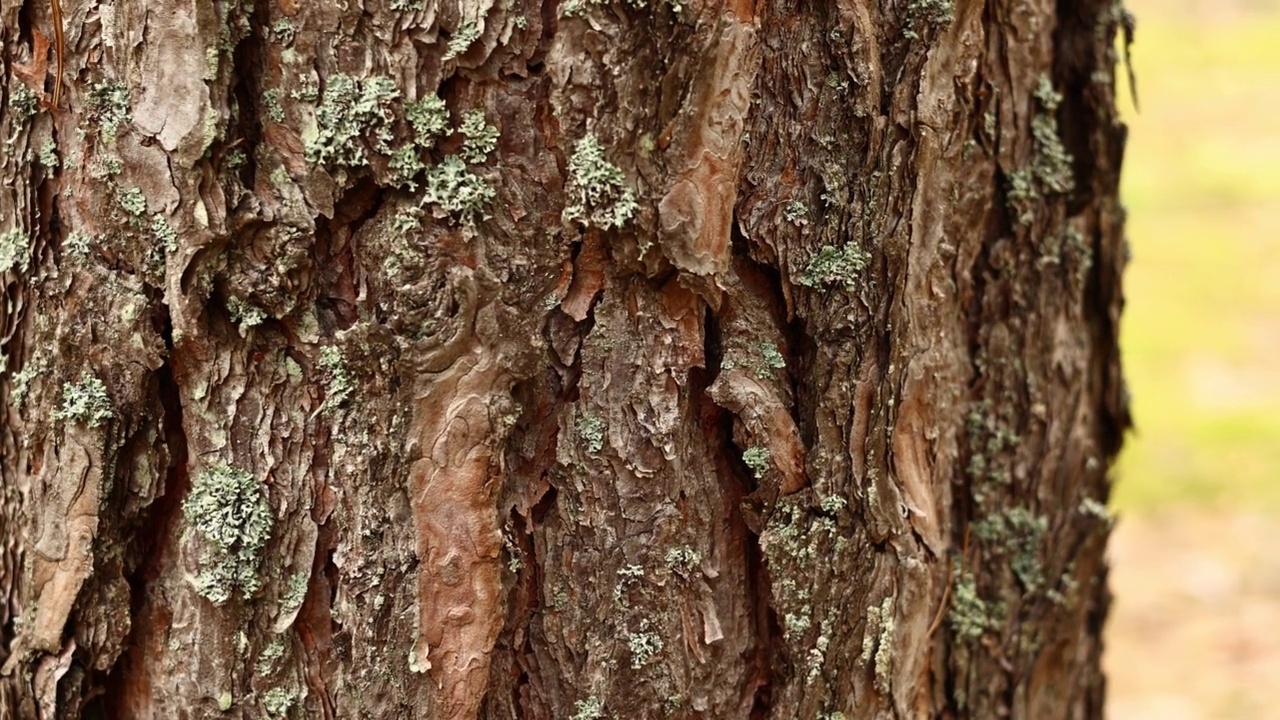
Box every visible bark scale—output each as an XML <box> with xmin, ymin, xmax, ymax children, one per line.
<box><xmin>0</xmin><ymin>0</ymin><xmax>1128</xmax><ymax>717</ymax></box>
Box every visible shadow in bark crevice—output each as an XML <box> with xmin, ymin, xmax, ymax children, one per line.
<box><xmin>92</xmin><ymin>313</ymin><xmax>191</xmax><ymax>716</ymax></box>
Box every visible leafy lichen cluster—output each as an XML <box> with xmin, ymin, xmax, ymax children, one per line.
<box><xmin>742</xmin><ymin>446</ymin><xmax>771</xmax><ymax>479</ymax></box>
<box><xmin>563</xmin><ymin>134</ymin><xmax>638</xmax><ymax>230</ymax></box>
<box><xmin>973</xmin><ymin>507</ymin><xmax>1048</xmax><ymax>593</ymax></box>
<box><xmin>53</xmin><ymin>373</ymin><xmax>114</xmax><ymax>428</ymax></box>
<box><xmin>305</xmin><ymin>74</ymin><xmax>399</xmax><ymax>168</ymax></box>
<box><xmin>948</xmin><ymin>569</ymin><xmax>1003</xmax><ymax>641</ymax></box>
<box><xmin>9</xmin><ymin>82</ymin><xmax>40</xmax><ymax>122</ymax></box>
<box><xmin>575</xmin><ymin>412</ymin><xmax>606</xmax><ymax>454</ymax></box>
<box><xmin>0</xmin><ymin>228</ymin><xmax>30</xmax><ymax>274</ymax></box>
<box><xmin>85</xmin><ymin>81</ymin><xmax>132</xmax><ymax>140</ymax></box>
<box><xmin>800</xmin><ymin>244</ymin><xmax>869</xmax><ymax>291</ymax></box>
<box><xmin>1007</xmin><ymin>75</ymin><xmax>1076</xmax><ymax>225</ymax></box>
<box><xmin>318</xmin><ymin>346</ymin><xmax>353</xmax><ymax>411</ymax></box>
<box><xmin>424</xmin><ymin>156</ymin><xmax>497</xmax><ymax>220</ymax></box>
<box><xmin>183</xmin><ymin>463</ymin><xmax>274</xmax><ymax>604</ymax></box>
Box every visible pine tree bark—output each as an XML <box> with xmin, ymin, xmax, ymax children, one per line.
<box><xmin>0</xmin><ymin>0</ymin><xmax>1129</xmax><ymax>717</ymax></box>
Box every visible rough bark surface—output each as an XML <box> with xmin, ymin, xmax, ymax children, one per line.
<box><xmin>0</xmin><ymin>0</ymin><xmax>1129</xmax><ymax>717</ymax></box>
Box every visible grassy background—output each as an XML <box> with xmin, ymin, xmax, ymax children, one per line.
<box><xmin>1113</xmin><ymin>0</ymin><xmax>1280</xmax><ymax>514</ymax></box>
<box><xmin>1106</xmin><ymin>3</ymin><xmax>1280</xmax><ymax>717</ymax></box>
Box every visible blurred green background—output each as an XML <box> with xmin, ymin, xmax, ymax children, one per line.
<box><xmin>1114</xmin><ymin>0</ymin><xmax>1280</xmax><ymax>513</ymax></box>
<box><xmin>1107</xmin><ymin>1</ymin><xmax>1280</xmax><ymax>717</ymax></box>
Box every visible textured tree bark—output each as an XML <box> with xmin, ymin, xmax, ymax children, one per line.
<box><xmin>0</xmin><ymin>0</ymin><xmax>1129</xmax><ymax>717</ymax></box>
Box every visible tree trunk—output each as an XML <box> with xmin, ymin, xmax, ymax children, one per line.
<box><xmin>0</xmin><ymin>0</ymin><xmax>1129</xmax><ymax>717</ymax></box>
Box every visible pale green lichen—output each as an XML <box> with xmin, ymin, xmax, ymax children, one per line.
<box><xmin>423</xmin><ymin>155</ymin><xmax>495</xmax><ymax>221</ymax></box>
<box><xmin>742</xmin><ymin>446</ymin><xmax>771</xmax><ymax>479</ymax></box>
<box><xmin>305</xmin><ymin>74</ymin><xmax>399</xmax><ymax>168</ymax></box>
<box><xmin>444</xmin><ymin>21</ymin><xmax>482</xmax><ymax>60</ymax></box>
<box><xmin>664</xmin><ymin>546</ymin><xmax>701</xmax><ymax>577</ymax></box>
<box><xmin>38</xmin><ymin>139</ymin><xmax>59</xmax><ymax>168</ymax></box>
<box><xmin>1006</xmin><ymin>76</ymin><xmax>1075</xmax><ymax>224</ymax></box>
<box><xmin>404</xmin><ymin>94</ymin><xmax>449</xmax><ymax>144</ymax></box>
<box><xmin>85</xmin><ymin>81</ymin><xmax>131</xmax><ymax>139</ymax></box>
<box><xmin>262</xmin><ymin>687</ymin><xmax>296</xmax><ymax>717</ymax></box>
<box><xmin>563</xmin><ymin>0</ymin><xmax>684</xmax><ymax>16</ymax></box>
<box><xmin>318</xmin><ymin>346</ymin><xmax>353</xmax><ymax>411</ymax></box>
<box><xmin>973</xmin><ymin>507</ymin><xmax>1048</xmax><ymax>592</ymax></box>
<box><xmin>819</xmin><ymin>495</ymin><xmax>847</xmax><ymax>514</ymax></box>
<box><xmin>458</xmin><ymin>109</ymin><xmax>499</xmax><ymax>163</ymax></box>
<box><xmin>391</xmin><ymin>0</ymin><xmax>426</xmax><ymax>9</ymax></box>
<box><xmin>570</xmin><ymin>698</ymin><xmax>605</xmax><ymax>720</ymax></box>
<box><xmin>0</xmin><ymin>229</ymin><xmax>30</xmax><ymax>274</ymax></box>
<box><xmin>948</xmin><ymin>569</ymin><xmax>1002</xmax><ymax>641</ymax></box>
<box><xmin>626</xmin><ymin>622</ymin><xmax>664</xmax><ymax>668</ymax></box>
<box><xmin>256</xmin><ymin>640</ymin><xmax>286</xmax><ymax>676</ymax></box>
<box><xmin>783</xmin><ymin>199</ymin><xmax>809</xmax><ymax>227</ymax></box>
<box><xmin>262</xmin><ymin>88</ymin><xmax>285</xmax><ymax>123</ymax></box>
<box><xmin>873</xmin><ymin>595</ymin><xmax>896</xmax><ymax>692</ymax></box>
<box><xmin>63</xmin><ymin>231</ymin><xmax>92</xmax><ymax>258</ymax></box>
<box><xmin>576</xmin><ymin>413</ymin><xmax>605</xmax><ymax>454</ymax></box>
<box><xmin>281</xmin><ymin>572</ymin><xmax>308</xmax><ymax>613</ymax></box>
<box><xmin>387</xmin><ymin>145</ymin><xmax>427</xmax><ymax>188</ymax></box>
<box><xmin>184</xmin><ymin>463</ymin><xmax>274</xmax><ymax>605</ymax></box>
<box><xmin>116</xmin><ymin>186</ymin><xmax>147</xmax><ymax>217</ymax></box>
<box><xmin>9</xmin><ymin>83</ymin><xmax>39</xmax><ymax>122</ymax></box>
<box><xmin>9</xmin><ymin>362</ymin><xmax>41</xmax><ymax>407</ymax></box>
<box><xmin>757</xmin><ymin>342</ymin><xmax>786</xmax><ymax>379</ymax></box>
<box><xmin>53</xmin><ymin>373</ymin><xmax>114</xmax><ymax>428</ymax></box>
<box><xmin>227</xmin><ymin>297</ymin><xmax>267</xmax><ymax>335</ymax></box>
<box><xmin>271</xmin><ymin>19</ymin><xmax>296</xmax><ymax>45</ymax></box>
<box><xmin>563</xmin><ymin>134</ymin><xmax>637</xmax><ymax>230</ymax></box>
<box><xmin>800</xmin><ymin>244</ymin><xmax>869</xmax><ymax>291</ymax></box>
<box><xmin>391</xmin><ymin>210</ymin><xmax>422</xmax><ymax>234</ymax></box>
<box><xmin>151</xmin><ymin>215</ymin><xmax>178</xmax><ymax>252</ymax></box>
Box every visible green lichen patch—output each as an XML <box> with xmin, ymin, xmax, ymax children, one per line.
<box><xmin>973</xmin><ymin>507</ymin><xmax>1048</xmax><ymax>593</ymax></box>
<box><xmin>444</xmin><ymin>21</ymin><xmax>482</xmax><ymax>60</ymax></box>
<box><xmin>38</xmin><ymin>139</ymin><xmax>59</xmax><ymax>169</ymax></box>
<box><xmin>664</xmin><ymin>546</ymin><xmax>701</xmax><ymax>577</ymax></box>
<box><xmin>150</xmin><ymin>215</ymin><xmax>178</xmax><ymax>252</ymax></box>
<box><xmin>115</xmin><ymin>186</ymin><xmax>148</xmax><ymax>217</ymax></box>
<box><xmin>625</xmin><ymin>620</ymin><xmax>664</xmax><ymax>669</ymax></box>
<box><xmin>0</xmin><ymin>228</ymin><xmax>30</xmax><ymax>274</ymax></box>
<box><xmin>562</xmin><ymin>0</ymin><xmax>685</xmax><ymax>17</ymax></box>
<box><xmin>305</xmin><ymin>74</ymin><xmax>399</xmax><ymax>168</ymax></box>
<box><xmin>387</xmin><ymin>145</ymin><xmax>427</xmax><ymax>189</ymax></box>
<box><xmin>948</xmin><ymin>569</ymin><xmax>1003</xmax><ymax>641</ymax></box>
<box><xmin>800</xmin><ymin>244</ymin><xmax>869</xmax><ymax>291</ymax></box>
<box><xmin>404</xmin><ymin>94</ymin><xmax>449</xmax><ymax>144</ymax></box>
<box><xmin>262</xmin><ymin>88</ymin><xmax>286</xmax><ymax>123</ymax></box>
<box><xmin>458</xmin><ymin>109</ymin><xmax>500</xmax><ymax>163</ymax></box>
<box><xmin>262</xmin><ymin>687</ymin><xmax>297</xmax><ymax>717</ymax></box>
<box><xmin>575</xmin><ymin>413</ymin><xmax>606</xmax><ymax>454</ymax></box>
<box><xmin>757</xmin><ymin>342</ymin><xmax>786</xmax><ymax>379</ymax></box>
<box><xmin>423</xmin><ymin>156</ymin><xmax>495</xmax><ymax>221</ymax></box>
<box><xmin>227</xmin><ymin>297</ymin><xmax>267</xmax><ymax>335</ymax></box>
<box><xmin>1006</xmin><ymin>75</ymin><xmax>1076</xmax><ymax>224</ymax></box>
<box><xmin>85</xmin><ymin>81</ymin><xmax>131</xmax><ymax>139</ymax></box>
<box><xmin>183</xmin><ymin>463</ymin><xmax>274</xmax><ymax>605</ymax></box>
<box><xmin>742</xmin><ymin>446</ymin><xmax>771</xmax><ymax>479</ymax></box>
<box><xmin>9</xmin><ymin>83</ymin><xmax>40</xmax><ymax>122</ymax></box>
<box><xmin>318</xmin><ymin>346</ymin><xmax>353</xmax><ymax>411</ymax></box>
<box><xmin>563</xmin><ymin>134</ymin><xmax>638</xmax><ymax>230</ymax></box>
<box><xmin>53</xmin><ymin>373</ymin><xmax>114</xmax><ymax>428</ymax></box>
<box><xmin>783</xmin><ymin>199</ymin><xmax>809</xmax><ymax>227</ymax></box>
<box><xmin>571</xmin><ymin>698</ymin><xmax>605</xmax><ymax>720</ymax></box>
